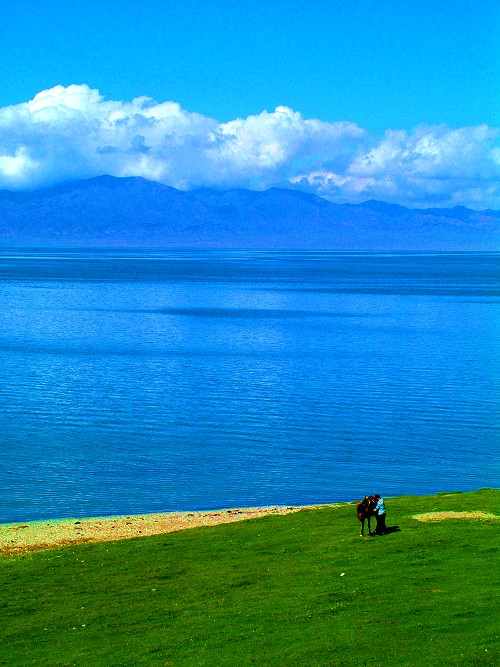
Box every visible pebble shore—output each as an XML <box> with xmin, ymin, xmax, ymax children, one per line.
<box><xmin>0</xmin><ymin>505</ymin><xmax>333</xmax><ymax>556</ymax></box>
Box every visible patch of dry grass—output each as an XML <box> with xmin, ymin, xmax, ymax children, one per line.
<box><xmin>412</xmin><ymin>511</ymin><xmax>498</xmax><ymax>522</ymax></box>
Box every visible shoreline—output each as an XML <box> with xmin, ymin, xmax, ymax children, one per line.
<box><xmin>0</xmin><ymin>504</ymin><xmax>340</xmax><ymax>556</ymax></box>
<box><xmin>3</xmin><ymin>490</ymin><xmax>495</xmax><ymax>556</ymax></box>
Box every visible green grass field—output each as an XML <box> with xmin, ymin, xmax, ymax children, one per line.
<box><xmin>1</xmin><ymin>489</ymin><xmax>498</xmax><ymax>666</ymax></box>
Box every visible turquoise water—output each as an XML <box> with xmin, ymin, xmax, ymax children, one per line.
<box><xmin>0</xmin><ymin>249</ymin><xmax>498</xmax><ymax>522</ymax></box>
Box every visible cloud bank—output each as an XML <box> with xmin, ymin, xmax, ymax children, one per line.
<box><xmin>1</xmin><ymin>84</ymin><xmax>499</xmax><ymax>209</ymax></box>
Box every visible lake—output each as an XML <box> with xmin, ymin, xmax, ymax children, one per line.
<box><xmin>0</xmin><ymin>248</ymin><xmax>498</xmax><ymax>523</ymax></box>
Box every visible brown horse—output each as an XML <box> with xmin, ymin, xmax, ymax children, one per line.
<box><xmin>357</xmin><ymin>496</ymin><xmax>376</xmax><ymax>536</ymax></box>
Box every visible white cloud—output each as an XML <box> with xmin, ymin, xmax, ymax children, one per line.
<box><xmin>0</xmin><ymin>84</ymin><xmax>499</xmax><ymax>209</ymax></box>
<box><xmin>0</xmin><ymin>146</ymin><xmax>40</xmax><ymax>188</ymax></box>
<box><xmin>295</xmin><ymin>124</ymin><xmax>500</xmax><ymax>208</ymax></box>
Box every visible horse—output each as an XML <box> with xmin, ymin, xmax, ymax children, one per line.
<box><xmin>357</xmin><ymin>495</ymin><xmax>376</xmax><ymax>536</ymax></box>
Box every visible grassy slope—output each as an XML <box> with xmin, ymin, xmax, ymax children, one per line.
<box><xmin>1</xmin><ymin>489</ymin><xmax>498</xmax><ymax>667</ymax></box>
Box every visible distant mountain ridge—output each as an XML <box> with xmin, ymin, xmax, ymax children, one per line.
<box><xmin>0</xmin><ymin>175</ymin><xmax>498</xmax><ymax>249</ymax></box>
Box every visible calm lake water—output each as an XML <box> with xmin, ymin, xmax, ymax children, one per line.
<box><xmin>0</xmin><ymin>248</ymin><xmax>498</xmax><ymax>523</ymax></box>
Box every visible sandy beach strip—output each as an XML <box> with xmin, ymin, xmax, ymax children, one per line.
<box><xmin>0</xmin><ymin>505</ymin><xmax>333</xmax><ymax>556</ymax></box>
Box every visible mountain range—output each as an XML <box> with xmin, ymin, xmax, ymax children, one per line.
<box><xmin>0</xmin><ymin>175</ymin><xmax>498</xmax><ymax>249</ymax></box>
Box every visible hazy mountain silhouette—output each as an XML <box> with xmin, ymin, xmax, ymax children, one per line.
<box><xmin>0</xmin><ymin>175</ymin><xmax>498</xmax><ymax>249</ymax></box>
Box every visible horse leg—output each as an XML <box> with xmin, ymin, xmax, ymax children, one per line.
<box><xmin>367</xmin><ymin>516</ymin><xmax>371</xmax><ymax>536</ymax></box>
<box><xmin>360</xmin><ymin>517</ymin><xmax>364</xmax><ymax>537</ymax></box>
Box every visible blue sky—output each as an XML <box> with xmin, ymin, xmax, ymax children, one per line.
<box><xmin>0</xmin><ymin>0</ymin><xmax>499</xmax><ymax>208</ymax></box>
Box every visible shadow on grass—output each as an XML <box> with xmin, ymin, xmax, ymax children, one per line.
<box><xmin>370</xmin><ymin>525</ymin><xmax>401</xmax><ymax>536</ymax></box>
<box><xmin>386</xmin><ymin>525</ymin><xmax>401</xmax><ymax>534</ymax></box>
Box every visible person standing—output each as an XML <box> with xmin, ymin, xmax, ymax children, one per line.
<box><xmin>374</xmin><ymin>494</ymin><xmax>386</xmax><ymax>534</ymax></box>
